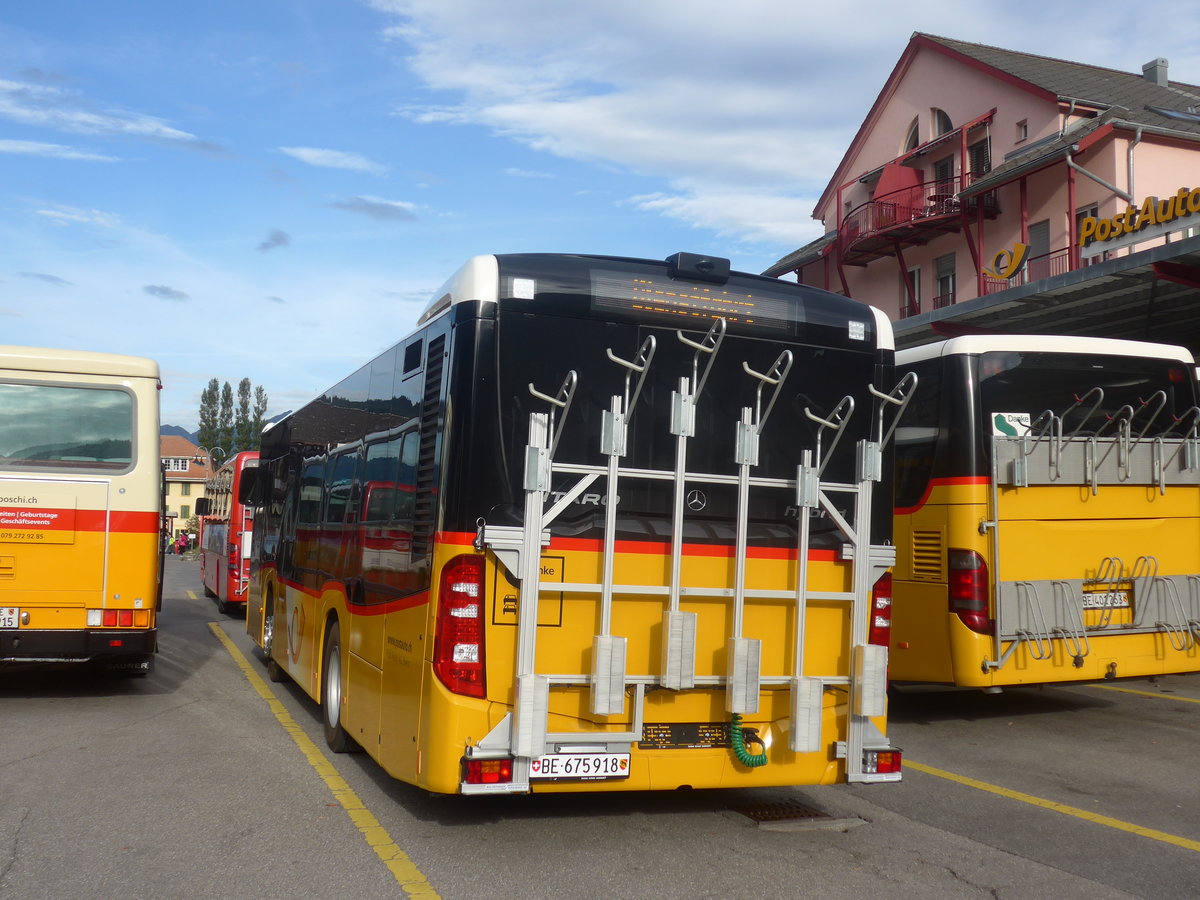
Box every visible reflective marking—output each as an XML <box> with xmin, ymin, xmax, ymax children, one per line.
<box><xmin>187</xmin><ymin>590</ymin><xmax>197</xmax><ymax>600</ymax></box>
<box><xmin>208</xmin><ymin>623</ymin><xmax>440</xmax><ymax>897</ymax></box>
<box><xmin>905</xmin><ymin>760</ymin><xmax>1200</xmax><ymax>853</ymax></box>
<box><xmin>1089</xmin><ymin>684</ymin><xmax>1200</xmax><ymax>705</ymax></box>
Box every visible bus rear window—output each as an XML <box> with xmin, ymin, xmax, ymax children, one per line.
<box><xmin>0</xmin><ymin>382</ymin><xmax>134</xmax><ymax>471</ymax></box>
<box><xmin>977</xmin><ymin>351</ymin><xmax>1194</xmax><ymax>438</ymax></box>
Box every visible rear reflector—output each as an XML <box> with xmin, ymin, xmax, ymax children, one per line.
<box><xmin>464</xmin><ymin>757</ymin><xmax>513</xmax><ymax>785</ymax></box>
<box><xmin>863</xmin><ymin>749</ymin><xmax>902</xmax><ymax>774</ymax></box>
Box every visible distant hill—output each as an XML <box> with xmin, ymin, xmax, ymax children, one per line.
<box><xmin>161</xmin><ymin>424</ymin><xmax>198</xmax><ymax>442</ymax></box>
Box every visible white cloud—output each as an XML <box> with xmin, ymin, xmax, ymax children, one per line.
<box><xmin>35</xmin><ymin>205</ymin><xmax>122</xmax><ymax>228</ymax></box>
<box><xmin>368</xmin><ymin>0</ymin><xmax>1200</xmax><ymax>249</ymax></box>
<box><xmin>279</xmin><ymin>146</ymin><xmax>388</xmax><ymax>174</ymax></box>
<box><xmin>0</xmin><ymin>78</ymin><xmax>210</xmax><ymax>148</ymax></box>
<box><xmin>0</xmin><ymin>139</ymin><xmax>120</xmax><ymax>162</ymax></box>
<box><xmin>328</xmin><ymin>195</ymin><xmax>418</xmax><ymax>220</ymax></box>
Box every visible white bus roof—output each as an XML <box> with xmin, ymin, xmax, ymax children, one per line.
<box><xmin>898</xmin><ymin>335</ymin><xmax>1194</xmax><ymax>367</ymax></box>
<box><xmin>0</xmin><ymin>345</ymin><xmax>160</xmax><ymax>379</ymax></box>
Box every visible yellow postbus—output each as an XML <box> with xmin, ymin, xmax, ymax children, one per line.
<box><xmin>891</xmin><ymin>335</ymin><xmax>1200</xmax><ymax>688</ymax></box>
<box><xmin>244</xmin><ymin>252</ymin><xmax>912</xmax><ymax>794</ymax></box>
<box><xmin>0</xmin><ymin>346</ymin><xmax>163</xmax><ymax>675</ymax></box>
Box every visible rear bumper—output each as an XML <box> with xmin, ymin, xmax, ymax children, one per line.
<box><xmin>0</xmin><ymin>628</ymin><xmax>157</xmax><ymax>664</ymax></box>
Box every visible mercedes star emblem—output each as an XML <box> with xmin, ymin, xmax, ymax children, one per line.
<box><xmin>686</xmin><ymin>489</ymin><xmax>707</xmax><ymax>511</ymax></box>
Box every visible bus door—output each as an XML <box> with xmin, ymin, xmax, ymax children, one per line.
<box><xmin>467</xmin><ymin>321</ymin><xmax>914</xmax><ymax>793</ymax></box>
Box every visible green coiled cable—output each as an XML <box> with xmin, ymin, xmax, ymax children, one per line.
<box><xmin>730</xmin><ymin>713</ymin><xmax>768</xmax><ymax>767</ymax></box>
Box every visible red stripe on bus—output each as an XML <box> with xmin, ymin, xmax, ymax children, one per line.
<box><xmin>894</xmin><ymin>476</ymin><xmax>990</xmax><ymax>515</ymax></box>
<box><xmin>436</xmin><ymin>531</ymin><xmax>838</xmax><ymax>562</ymax></box>
<box><xmin>0</xmin><ymin>507</ymin><xmax>159</xmax><ymax>533</ymax></box>
<box><xmin>275</xmin><ymin>574</ymin><xmax>430</xmax><ymax>617</ymax></box>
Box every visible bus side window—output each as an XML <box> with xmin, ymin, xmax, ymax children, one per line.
<box><xmin>324</xmin><ymin>449</ymin><xmax>361</xmax><ymax>524</ymax></box>
<box><xmin>297</xmin><ymin>459</ymin><xmax>325</xmax><ymax>524</ymax></box>
<box><xmin>362</xmin><ymin>437</ymin><xmax>402</xmax><ymax>523</ymax></box>
<box><xmin>395</xmin><ymin>432</ymin><xmax>419</xmax><ymax>524</ymax></box>
<box><xmin>894</xmin><ymin>361</ymin><xmax>941</xmax><ymax>509</ymax></box>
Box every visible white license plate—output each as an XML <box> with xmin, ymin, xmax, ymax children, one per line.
<box><xmin>529</xmin><ymin>752</ymin><xmax>630</xmax><ymax>781</ymax></box>
<box><xmin>1082</xmin><ymin>591</ymin><xmax>1131</xmax><ymax>610</ymax></box>
<box><xmin>0</xmin><ymin>607</ymin><xmax>18</xmax><ymax>628</ymax></box>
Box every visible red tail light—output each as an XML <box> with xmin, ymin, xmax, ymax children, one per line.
<box><xmin>228</xmin><ymin>542</ymin><xmax>238</xmax><ymax>567</ymax></box>
<box><xmin>118</xmin><ymin>609</ymin><xmax>133</xmax><ymax>627</ymax></box>
<box><xmin>868</xmin><ymin>572</ymin><xmax>893</xmax><ymax>646</ymax></box>
<box><xmin>949</xmin><ymin>548</ymin><xmax>992</xmax><ymax>634</ymax></box>
<box><xmin>433</xmin><ymin>554</ymin><xmax>486</xmax><ymax>698</ymax></box>
<box><xmin>464</xmin><ymin>757</ymin><xmax>513</xmax><ymax>785</ymax></box>
<box><xmin>102</xmin><ymin>610</ymin><xmax>118</xmax><ymax>627</ymax></box>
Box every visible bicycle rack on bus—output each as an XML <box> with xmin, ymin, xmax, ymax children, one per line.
<box><xmin>467</xmin><ymin>319</ymin><xmax>914</xmax><ymax>791</ymax></box>
<box><xmin>986</xmin><ymin>389</ymin><xmax>1200</xmax><ymax>671</ymax></box>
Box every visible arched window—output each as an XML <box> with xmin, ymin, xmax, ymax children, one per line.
<box><xmin>933</xmin><ymin>108</ymin><xmax>953</xmax><ymax>136</ymax></box>
<box><xmin>903</xmin><ymin>118</ymin><xmax>920</xmax><ymax>152</ymax></box>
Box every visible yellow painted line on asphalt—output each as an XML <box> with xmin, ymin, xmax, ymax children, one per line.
<box><xmin>905</xmin><ymin>759</ymin><xmax>1200</xmax><ymax>853</ymax></box>
<box><xmin>187</xmin><ymin>590</ymin><xmax>197</xmax><ymax>600</ymax></box>
<box><xmin>208</xmin><ymin>622</ymin><xmax>439</xmax><ymax>898</ymax></box>
<box><xmin>1088</xmin><ymin>684</ymin><xmax>1200</xmax><ymax>705</ymax></box>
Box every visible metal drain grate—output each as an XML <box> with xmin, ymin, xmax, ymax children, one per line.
<box><xmin>730</xmin><ymin>799</ymin><xmax>830</xmax><ymax>823</ymax></box>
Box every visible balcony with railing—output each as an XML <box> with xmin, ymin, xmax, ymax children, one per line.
<box><xmin>982</xmin><ymin>247</ymin><xmax>1074</xmax><ymax>295</ymax></box>
<box><xmin>840</xmin><ymin>174</ymin><xmax>999</xmax><ymax>265</ymax></box>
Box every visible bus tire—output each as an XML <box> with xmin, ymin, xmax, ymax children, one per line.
<box><xmin>322</xmin><ymin>621</ymin><xmax>355</xmax><ymax>753</ymax></box>
<box><xmin>262</xmin><ymin>604</ymin><xmax>285</xmax><ymax>683</ymax></box>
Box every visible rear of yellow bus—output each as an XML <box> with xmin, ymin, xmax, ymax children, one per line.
<box><xmin>891</xmin><ymin>337</ymin><xmax>1200</xmax><ymax>688</ymax></box>
<box><xmin>0</xmin><ymin>346</ymin><xmax>162</xmax><ymax>675</ymax></box>
<box><xmin>404</xmin><ymin>253</ymin><xmax>903</xmax><ymax>794</ymax></box>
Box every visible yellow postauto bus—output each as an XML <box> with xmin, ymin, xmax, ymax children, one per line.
<box><xmin>0</xmin><ymin>346</ymin><xmax>163</xmax><ymax>675</ymax></box>
<box><xmin>243</xmin><ymin>251</ymin><xmax>913</xmax><ymax>795</ymax></box>
<box><xmin>892</xmin><ymin>335</ymin><xmax>1200</xmax><ymax>688</ymax></box>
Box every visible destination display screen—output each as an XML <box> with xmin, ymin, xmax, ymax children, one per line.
<box><xmin>591</xmin><ymin>270</ymin><xmax>794</xmax><ymax>330</ymax></box>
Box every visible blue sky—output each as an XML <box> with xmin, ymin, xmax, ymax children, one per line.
<box><xmin>3</xmin><ymin>1</ymin><xmax>1199</xmax><ymax>431</ymax></box>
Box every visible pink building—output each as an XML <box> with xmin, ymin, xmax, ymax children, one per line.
<box><xmin>767</xmin><ymin>34</ymin><xmax>1200</xmax><ymax>349</ymax></box>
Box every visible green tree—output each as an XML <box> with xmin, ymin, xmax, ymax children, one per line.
<box><xmin>197</xmin><ymin>377</ymin><xmax>269</xmax><ymax>452</ymax></box>
<box><xmin>218</xmin><ymin>381</ymin><xmax>234</xmax><ymax>455</ymax></box>
<box><xmin>251</xmin><ymin>385</ymin><xmax>269</xmax><ymax>450</ymax></box>
<box><xmin>197</xmin><ymin>379</ymin><xmax>220</xmax><ymax>450</ymax></box>
<box><xmin>234</xmin><ymin>378</ymin><xmax>253</xmax><ymax>452</ymax></box>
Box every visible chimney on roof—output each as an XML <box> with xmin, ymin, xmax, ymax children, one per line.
<box><xmin>1143</xmin><ymin>57</ymin><xmax>1169</xmax><ymax>87</ymax></box>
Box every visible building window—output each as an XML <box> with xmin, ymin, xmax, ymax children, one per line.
<box><xmin>933</xmin><ymin>108</ymin><xmax>953</xmax><ymax>136</ymax></box>
<box><xmin>900</xmin><ymin>266</ymin><xmax>921</xmax><ymax>317</ymax></box>
<box><xmin>181</xmin><ymin>504</ymin><xmax>190</xmax><ymax>520</ymax></box>
<box><xmin>903</xmin><ymin>117</ymin><xmax>920</xmax><ymax>153</ymax></box>
<box><xmin>1016</xmin><ymin>119</ymin><xmax>1028</xmax><ymax>142</ymax></box>
<box><xmin>968</xmin><ymin>139</ymin><xmax>991</xmax><ymax>179</ymax></box>
<box><xmin>164</xmin><ymin>457</ymin><xmax>189</xmax><ymax>472</ymax></box>
<box><xmin>935</xmin><ymin>254</ymin><xmax>956</xmax><ymax>308</ymax></box>
<box><xmin>181</xmin><ymin>482</ymin><xmax>191</xmax><ymax>497</ymax></box>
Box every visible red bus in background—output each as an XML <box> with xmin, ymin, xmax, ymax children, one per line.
<box><xmin>197</xmin><ymin>451</ymin><xmax>258</xmax><ymax>614</ymax></box>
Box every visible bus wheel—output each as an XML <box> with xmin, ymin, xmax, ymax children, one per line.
<box><xmin>322</xmin><ymin>621</ymin><xmax>355</xmax><ymax>753</ymax></box>
<box><xmin>263</xmin><ymin>606</ymin><xmax>285</xmax><ymax>683</ymax></box>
